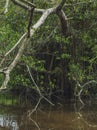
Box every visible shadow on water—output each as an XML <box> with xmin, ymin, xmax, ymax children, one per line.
<box><xmin>0</xmin><ymin>93</ymin><xmax>97</xmax><ymax>130</ymax></box>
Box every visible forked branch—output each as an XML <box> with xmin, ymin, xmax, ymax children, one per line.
<box><xmin>0</xmin><ymin>0</ymin><xmax>67</xmax><ymax>90</ymax></box>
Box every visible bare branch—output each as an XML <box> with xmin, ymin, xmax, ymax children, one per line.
<box><xmin>1</xmin><ymin>0</ymin><xmax>68</xmax><ymax>92</ymax></box>
<box><xmin>11</xmin><ymin>0</ymin><xmax>30</xmax><ymax>10</ymax></box>
<box><xmin>34</xmin><ymin>8</ymin><xmax>45</xmax><ymax>13</ymax></box>
<box><xmin>0</xmin><ymin>38</ymin><xmax>30</xmax><ymax>90</ymax></box>
<box><xmin>4</xmin><ymin>0</ymin><xmax>9</xmax><ymax>14</ymax></box>
<box><xmin>27</xmin><ymin>65</ymin><xmax>54</xmax><ymax>117</ymax></box>
<box><xmin>77</xmin><ymin>80</ymin><xmax>97</xmax><ymax>105</ymax></box>
<box><xmin>0</xmin><ymin>33</ymin><xmax>27</xmax><ymax>67</ymax></box>
<box><xmin>27</xmin><ymin>65</ymin><xmax>54</xmax><ymax>106</ymax></box>
<box><xmin>0</xmin><ymin>6</ymin><xmax>56</xmax><ymax>90</ymax></box>
<box><xmin>65</xmin><ymin>0</ymin><xmax>96</xmax><ymax>7</ymax></box>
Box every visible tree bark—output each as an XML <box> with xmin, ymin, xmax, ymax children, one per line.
<box><xmin>0</xmin><ymin>0</ymin><xmax>67</xmax><ymax>90</ymax></box>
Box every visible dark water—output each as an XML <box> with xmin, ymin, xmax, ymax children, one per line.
<box><xmin>0</xmin><ymin>102</ymin><xmax>97</xmax><ymax>130</ymax></box>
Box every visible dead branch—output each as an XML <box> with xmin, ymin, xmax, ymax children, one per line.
<box><xmin>77</xmin><ymin>80</ymin><xmax>97</xmax><ymax>105</ymax></box>
<box><xmin>4</xmin><ymin>0</ymin><xmax>45</xmax><ymax>14</ymax></box>
<box><xmin>4</xmin><ymin>0</ymin><xmax>9</xmax><ymax>14</ymax></box>
<box><xmin>27</xmin><ymin>65</ymin><xmax>54</xmax><ymax>116</ymax></box>
<box><xmin>27</xmin><ymin>65</ymin><xmax>54</xmax><ymax>105</ymax></box>
<box><xmin>0</xmin><ymin>33</ymin><xmax>27</xmax><ymax>67</ymax></box>
<box><xmin>11</xmin><ymin>0</ymin><xmax>30</xmax><ymax>10</ymax></box>
<box><xmin>0</xmin><ymin>0</ymin><xmax>66</xmax><ymax>90</ymax></box>
<box><xmin>0</xmin><ymin>7</ymin><xmax>56</xmax><ymax>90</ymax></box>
<box><xmin>65</xmin><ymin>0</ymin><xmax>96</xmax><ymax>7</ymax></box>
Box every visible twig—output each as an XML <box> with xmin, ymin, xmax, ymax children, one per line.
<box><xmin>65</xmin><ymin>0</ymin><xmax>96</xmax><ymax>7</ymax></box>
<box><xmin>27</xmin><ymin>65</ymin><xmax>54</xmax><ymax>106</ymax></box>
<box><xmin>78</xmin><ymin>80</ymin><xmax>97</xmax><ymax>105</ymax></box>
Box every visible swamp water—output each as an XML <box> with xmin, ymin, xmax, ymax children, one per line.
<box><xmin>0</xmin><ymin>101</ymin><xmax>97</xmax><ymax>130</ymax></box>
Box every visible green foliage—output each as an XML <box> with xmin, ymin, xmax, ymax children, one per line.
<box><xmin>10</xmin><ymin>73</ymin><xmax>31</xmax><ymax>87</ymax></box>
<box><xmin>22</xmin><ymin>56</ymin><xmax>45</xmax><ymax>72</ymax></box>
<box><xmin>0</xmin><ymin>0</ymin><xmax>97</xmax><ymax>97</ymax></box>
<box><xmin>68</xmin><ymin>63</ymin><xmax>85</xmax><ymax>83</ymax></box>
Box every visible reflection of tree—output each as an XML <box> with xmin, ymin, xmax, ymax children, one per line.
<box><xmin>73</xmin><ymin>103</ymin><xmax>97</xmax><ymax>129</ymax></box>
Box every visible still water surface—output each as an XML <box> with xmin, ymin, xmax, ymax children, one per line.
<box><xmin>0</xmin><ymin>102</ymin><xmax>97</xmax><ymax>130</ymax></box>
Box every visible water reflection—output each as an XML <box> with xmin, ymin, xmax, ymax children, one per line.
<box><xmin>0</xmin><ymin>114</ymin><xmax>19</xmax><ymax>130</ymax></box>
<box><xmin>0</xmin><ymin>102</ymin><xmax>97</xmax><ymax>130</ymax></box>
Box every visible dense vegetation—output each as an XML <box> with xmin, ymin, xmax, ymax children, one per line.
<box><xmin>0</xmin><ymin>0</ymin><xmax>97</xmax><ymax>100</ymax></box>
